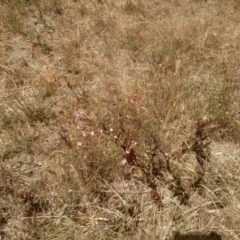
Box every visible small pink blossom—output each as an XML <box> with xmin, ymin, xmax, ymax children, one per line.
<box><xmin>120</xmin><ymin>159</ymin><xmax>127</xmax><ymax>165</ymax></box>
<box><xmin>132</xmin><ymin>141</ymin><xmax>137</xmax><ymax>145</ymax></box>
<box><xmin>235</xmin><ymin>70</ymin><xmax>240</xmax><ymax>76</ymax></box>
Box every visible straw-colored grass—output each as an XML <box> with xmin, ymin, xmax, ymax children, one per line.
<box><xmin>1</xmin><ymin>0</ymin><xmax>240</xmax><ymax>239</ymax></box>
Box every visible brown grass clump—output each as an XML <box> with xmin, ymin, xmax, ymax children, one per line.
<box><xmin>1</xmin><ymin>0</ymin><xmax>240</xmax><ymax>239</ymax></box>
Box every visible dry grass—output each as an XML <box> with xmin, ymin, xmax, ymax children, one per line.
<box><xmin>1</xmin><ymin>0</ymin><xmax>240</xmax><ymax>239</ymax></box>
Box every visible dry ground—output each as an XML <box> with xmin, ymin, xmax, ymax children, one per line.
<box><xmin>1</xmin><ymin>0</ymin><xmax>240</xmax><ymax>239</ymax></box>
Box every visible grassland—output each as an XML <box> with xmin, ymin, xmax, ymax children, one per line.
<box><xmin>0</xmin><ymin>0</ymin><xmax>240</xmax><ymax>239</ymax></box>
